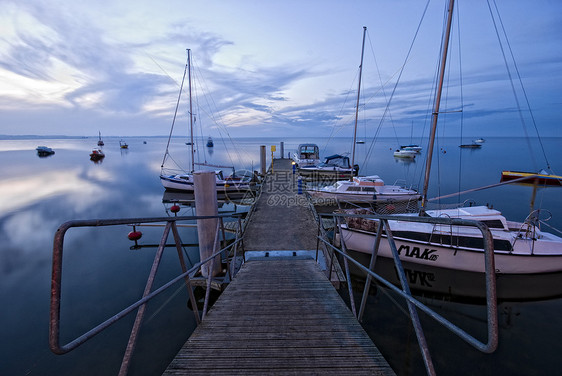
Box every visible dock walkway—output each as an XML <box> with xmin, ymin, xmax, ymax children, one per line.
<box><xmin>163</xmin><ymin>158</ymin><xmax>394</xmax><ymax>375</ymax></box>
<box><xmin>163</xmin><ymin>259</ymin><xmax>394</xmax><ymax>375</ymax></box>
<box><xmin>242</xmin><ymin>158</ymin><xmax>318</xmax><ymax>251</ymax></box>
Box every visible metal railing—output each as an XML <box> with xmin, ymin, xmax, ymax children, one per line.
<box><xmin>49</xmin><ymin>213</ymin><xmax>244</xmax><ymax>376</ymax></box>
<box><xmin>318</xmin><ymin>211</ymin><xmax>499</xmax><ymax>376</ymax></box>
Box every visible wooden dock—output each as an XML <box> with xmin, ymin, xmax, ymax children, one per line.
<box><xmin>163</xmin><ymin>259</ymin><xmax>394</xmax><ymax>375</ymax></box>
<box><xmin>162</xmin><ymin>158</ymin><xmax>394</xmax><ymax>375</ymax></box>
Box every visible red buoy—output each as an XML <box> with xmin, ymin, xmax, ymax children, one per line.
<box><xmin>128</xmin><ymin>231</ymin><xmax>142</xmax><ymax>241</ymax></box>
<box><xmin>171</xmin><ymin>204</ymin><xmax>180</xmax><ymax>213</ymax></box>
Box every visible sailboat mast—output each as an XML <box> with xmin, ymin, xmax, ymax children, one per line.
<box><xmin>187</xmin><ymin>49</ymin><xmax>195</xmax><ymax>173</ymax></box>
<box><xmin>351</xmin><ymin>26</ymin><xmax>367</xmax><ymax>180</ymax></box>
<box><xmin>421</xmin><ymin>0</ymin><xmax>455</xmax><ymax>210</ymax></box>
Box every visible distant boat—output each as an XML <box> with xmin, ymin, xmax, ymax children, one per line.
<box><xmin>90</xmin><ymin>148</ymin><xmax>105</xmax><ymax>160</ymax></box>
<box><xmin>356</xmin><ymin>140</ymin><xmax>365</xmax><ymax>144</ymax></box>
<box><xmin>206</xmin><ymin>137</ymin><xmax>214</xmax><ymax>147</ymax></box>
<box><xmin>399</xmin><ymin>144</ymin><xmax>422</xmax><ymax>152</ymax></box>
<box><xmin>97</xmin><ymin>131</ymin><xmax>104</xmax><ymax>146</ymax></box>
<box><xmin>119</xmin><ymin>140</ymin><xmax>128</xmax><ymax>149</ymax></box>
<box><xmin>393</xmin><ymin>149</ymin><xmax>417</xmax><ymax>158</ymax></box>
<box><xmin>36</xmin><ymin>146</ymin><xmax>55</xmax><ymax>156</ymax></box>
<box><xmin>459</xmin><ymin>143</ymin><xmax>482</xmax><ymax>148</ymax></box>
<box><xmin>474</xmin><ymin>137</ymin><xmax>485</xmax><ymax>143</ymax></box>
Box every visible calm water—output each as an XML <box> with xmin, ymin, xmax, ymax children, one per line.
<box><xmin>0</xmin><ymin>136</ymin><xmax>560</xmax><ymax>375</ymax></box>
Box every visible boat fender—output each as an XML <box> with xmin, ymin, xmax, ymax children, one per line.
<box><xmin>171</xmin><ymin>204</ymin><xmax>181</xmax><ymax>214</ymax></box>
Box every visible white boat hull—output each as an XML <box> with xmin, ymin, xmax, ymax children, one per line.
<box><xmin>160</xmin><ymin>174</ymin><xmax>251</xmax><ymax>193</ymax></box>
<box><xmin>309</xmin><ymin>190</ymin><xmax>420</xmax><ymax>203</ymax></box>
<box><xmin>340</xmin><ymin>225</ymin><xmax>562</xmax><ymax>274</ymax></box>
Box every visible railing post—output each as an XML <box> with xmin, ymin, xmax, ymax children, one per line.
<box><xmin>382</xmin><ymin>219</ymin><xmax>436</xmax><ymax>376</ymax></box>
<box><xmin>358</xmin><ymin>221</ymin><xmax>383</xmax><ymax>322</ymax></box>
<box><xmin>118</xmin><ymin>221</ymin><xmax>172</xmax><ymax>376</ymax></box>
<box><xmin>171</xmin><ymin>221</ymin><xmax>201</xmax><ymax>325</ymax></box>
<box><xmin>336</xmin><ymin>216</ymin><xmax>357</xmax><ymax>318</ymax></box>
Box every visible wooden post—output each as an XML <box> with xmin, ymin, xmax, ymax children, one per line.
<box><xmin>260</xmin><ymin>145</ymin><xmax>266</xmax><ymax>176</ymax></box>
<box><xmin>193</xmin><ymin>171</ymin><xmax>221</xmax><ymax>277</ymax></box>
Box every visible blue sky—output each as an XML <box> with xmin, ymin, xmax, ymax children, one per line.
<box><xmin>0</xmin><ymin>0</ymin><xmax>561</xmax><ymax>138</ymax></box>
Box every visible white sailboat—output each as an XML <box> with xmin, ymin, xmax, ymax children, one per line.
<box><xmin>160</xmin><ymin>49</ymin><xmax>251</xmax><ymax>193</ymax></box>
<box><xmin>339</xmin><ymin>0</ymin><xmax>562</xmax><ymax>274</ymax></box>
<box><xmin>308</xmin><ymin>27</ymin><xmax>419</xmax><ymax>204</ymax></box>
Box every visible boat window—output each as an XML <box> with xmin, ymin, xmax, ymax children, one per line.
<box><xmin>347</xmin><ymin>186</ymin><xmax>361</xmax><ymax>192</ymax></box>
<box><xmin>362</xmin><ymin>187</ymin><xmax>376</xmax><ymax>192</ymax></box>
<box><xmin>481</xmin><ymin>220</ymin><xmax>506</xmax><ymax>229</ymax></box>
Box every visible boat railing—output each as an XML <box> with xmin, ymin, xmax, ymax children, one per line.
<box><xmin>317</xmin><ymin>211</ymin><xmax>498</xmax><ymax>376</ymax></box>
<box><xmin>49</xmin><ymin>213</ymin><xmax>245</xmax><ymax>375</ymax></box>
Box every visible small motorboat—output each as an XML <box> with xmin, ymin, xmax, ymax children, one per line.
<box><xmin>90</xmin><ymin>148</ymin><xmax>105</xmax><ymax>160</ymax></box>
<box><xmin>36</xmin><ymin>146</ymin><xmax>55</xmax><ymax>156</ymax></box>
<box><xmin>292</xmin><ymin>144</ymin><xmax>320</xmax><ymax>167</ymax></box>
<box><xmin>399</xmin><ymin>144</ymin><xmax>422</xmax><ymax>152</ymax></box>
<box><xmin>474</xmin><ymin>138</ymin><xmax>485</xmax><ymax>143</ymax></box>
<box><xmin>119</xmin><ymin>140</ymin><xmax>128</xmax><ymax>149</ymax></box>
<box><xmin>459</xmin><ymin>143</ymin><xmax>482</xmax><ymax>148</ymax></box>
<box><xmin>206</xmin><ymin>137</ymin><xmax>214</xmax><ymax>147</ymax></box>
<box><xmin>393</xmin><ymin>149</ymin><xmax>416</xmax><ymax>158</ymax></box>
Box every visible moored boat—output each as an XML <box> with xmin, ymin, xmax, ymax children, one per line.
<box><xmin>393</xmin><ymin>149</ymin><xmax>417</xmax><ymax>158</ymax></box>
<box><xmin>159</xmin><ymin>49</ymin><xmax>251</xmax><ymax>193</ymax></box>
<box><xmin>339</xmin><ymin>206</ymin><xmax>562</xmax><ymax>274</ymax></box>
<box><xmin>292</xmin><ymin>143</ymin><xmax>320</xmax><ymax>167</ymax></box>
<box><xmin>36</xmin><ymin>146</ymin><xmax>55</xmax><ymax>156</ymax></box>
<box><xmin>298</xmin><ymin>154</ymin><xmax>359</xmax><ymax>180</ymax></box>
<box><xmin>308</xmin><ymin>175</ymin><xmax>420</xmax><ymax>204</ymax></box>
<box><xmin>90</xmin><ymin>148</ymin><xmax>105</xmax><ymax>160</ymax></box>
<box><xmin>500</xmin><ymin>170</ymin><xmax>562</xmax><ymax>187</ymax></box>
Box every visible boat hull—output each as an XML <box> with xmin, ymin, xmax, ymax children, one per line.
<box><xmin>340</xmin><ymin>226</ymin><xmax>562</xmax><ymax>274</ymax></box>
<box><xmin>500</xmin><ymin>170</ymin><xmax>562</xmax><ymax>187</ymax></box>
<box><xmin>309</xmin><ymin>190</ymin><xmax>420</xmax><ymax>204</ymax></box>
<box><xmin>298</xmin><ymin>168</ymin><xmax>357</xmax><ymax>180</ymax></box>
<box><xmin>160</xmin><ymin>175</ymin><xmax>251</xmax><ymax>193</ymax></box>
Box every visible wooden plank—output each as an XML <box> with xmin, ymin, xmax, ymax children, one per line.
<box><xmin>162</xmin><ymin>259</ymin><xmax>395</xmax><ymax>375</ymax></box>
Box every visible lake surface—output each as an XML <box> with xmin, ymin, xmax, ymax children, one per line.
<box><xmin>0</xmin><ymin>136</ymin><xmax>560</xmax><ymax>375</ymax></box>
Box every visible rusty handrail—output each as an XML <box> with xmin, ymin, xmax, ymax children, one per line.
<box><xmin>50</xmin><ymin>214</ymin><xmax>243</xmax><ymax>357</ymax></box>
<box><xmin>318</xmin><ymin>212</ymin><xmax>498</xmax><ymax>376</ymax></box>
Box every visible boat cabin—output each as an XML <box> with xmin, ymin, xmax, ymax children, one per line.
<box><xmin>320</xmin><ymin>154</ymin><xmax>351</xmax><ymax>168</ymax></box>
<box><xmin>426</xmin><ymin>206</ymin><xmax>509</xmax><ymax>231</ymax></box>
<box><xmin>296</xmin><ymin>144</ymin><xmax>319</xmax><ymax>160</ymax></box>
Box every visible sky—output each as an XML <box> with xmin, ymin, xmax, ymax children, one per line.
<box><xmin>0</xmin><ymin>0</ymin><xmax>561</xmax><ymax>138</ymax></box>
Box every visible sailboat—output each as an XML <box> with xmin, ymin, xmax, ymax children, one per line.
<box><xmin>307</xmin><ymin>27</ymin><xmax>419</xmax><ymax>204</ymax></box>
<box><xmin>97</xmin><ymin>131</ymin><xmax>104</xmax><ymax>146</ymax></box>
<box><xmin>160</xmin><ymin>49</ymin><xmax>251</xmax><ymax>193</ymax></box>
<box><xmin>338</xmin><ymin>0</ymin><xmax>562</xmax><ymax>274</ymax></box>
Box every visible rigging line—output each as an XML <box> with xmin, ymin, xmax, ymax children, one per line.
<box><xmin>366</xmin><ymin>0</ymin><xmax>431</xmax><ymax>180</ymax></box>
<box><xmin>456</xmin><ymin>1</ymin><xmax>465</xmax><ymax>206</ymax></box>
<box><xmin>191</xmin><ymin>59</ymin><xmax>247</xmax><ymax>169</ymax></box>
<box><xmin>322</xmin><ymin>71</ymin><xmax>359</xmax><ymax>157</ymax></box>
<box><xmin>491</xmin><ymin>0</ymin><xmax>552</xmax><ymax>172</ymax></box>
<box><xmin>161</xmin><ymin>56</ymin><xmax>189</xmax><ymax>169</ymax></box>
<box><xmin>428</xmin><ymin>174</ymin><xmax>544</xmax><ymax>201</ymax></box>
<box><xmin>486</xmin><ymin>0</ymin><xmax>537</xmax><ymax>171</ymax></box>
